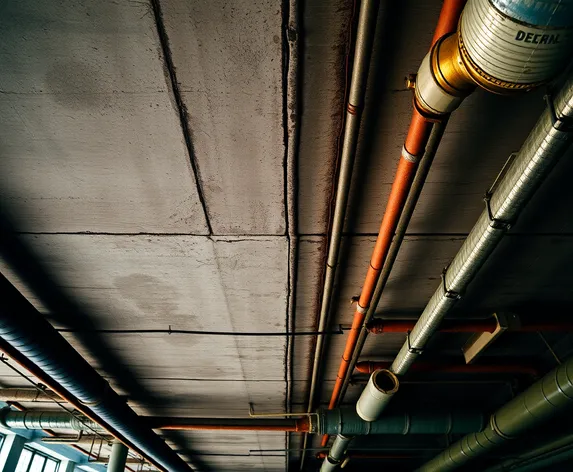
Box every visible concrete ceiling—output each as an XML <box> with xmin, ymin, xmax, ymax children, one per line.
<box><xmin>1</xmin><ymin>0</ymin><xmax>573</xmax><ymax>471</ymax></box>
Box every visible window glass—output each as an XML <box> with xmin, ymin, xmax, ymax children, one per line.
<box><xmin>15</xmin><ymin>449</ymin><xmax>33</xmax><ymax>472</ymax></box>
<box><xmin>29</xmin><ymin>453</ymin><xmax>46</xmax><ymax>472</ymax></box>
<box><xmin>44</xmin><ymin>459</ymin><xmax>58</xmax><ymax>472</ymax></box>
<box><xmin>15</xmin><ymin>447</ymin><xmax>61</xmax><ymax>472</ymax></box>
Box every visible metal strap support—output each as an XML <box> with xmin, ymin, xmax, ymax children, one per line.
<box><xmin>406</xmin><ymin>330</ymin><xmax>424</xmax><ymax>355</ymax></box>
<box><xmin>441</xmin><ymin>267</ymin><xmax>462</xmax><ymax>300</ymax></box>
<box><xmin>483</xmin><ymin>152</ymin><xmax>517</xmax><ymax>231</ymax></box>
<box><xmin>544</xmin><ymin>90</ymin><xmax>573</xmax><ymax>131</ymax></box>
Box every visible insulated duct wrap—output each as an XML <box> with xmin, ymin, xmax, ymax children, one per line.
<box><xmin>0</xmin><ymin>275</ymin><xmax>192</xmax><ymax>472</ymax></box>
<box><xmin>317</xmin><ymin>409</ymin><xmax>485</xmax><ymax>436</ymax></box>
<box><xmin>415</xmin><ymin>0</ymin><xmax>573</xmax><ymax>115</ymax></box>
<box><xmin>461</xmin><ymin>0</ymin><xmax>573</xmax><ymax>88</ymax></box>
<box><xmin>392</xmin><ymin>71</ymin><xmax>573</xmax><ymax>375</ymax></box>
<box><xmin>418</xmin><ymin>357</ymin><xmax>573</xmax><ymax>472</ymax></box>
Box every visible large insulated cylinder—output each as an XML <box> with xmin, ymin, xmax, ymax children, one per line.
<box><xmin>415</xmin><ymin>0</ymin><xmax>573</xmax><ymax>116</ymax></box>
<box><xmin>460</xmin><ymin>0</ymin><xmax>573</xmax><ymax>91</ymax></box>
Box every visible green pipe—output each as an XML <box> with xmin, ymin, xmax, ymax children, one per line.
<box><xmin>318</xmin><ymin>408</ymin><xmax>485</xmax><ymax>436</ymax></box>
<box><xmin>483</xmin><ymin>433</ymin><xmax>573</xmax><ymax>472</ymax></box>
<box><xmin>417</xmin><ymin>358</ymin><xmax>573</xmax><ymax>472</ymax></box>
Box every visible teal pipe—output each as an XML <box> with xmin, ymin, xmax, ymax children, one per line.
<box><xmin>317</xmin><ymin>409</ymin><xmax>485</xmax><ymax>436</ymax></box>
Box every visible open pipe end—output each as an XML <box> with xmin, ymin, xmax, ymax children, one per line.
<box><xmin>356</xmin><ymin>369</ymin><xmax>399</xmax><ymax>422</ymax></box>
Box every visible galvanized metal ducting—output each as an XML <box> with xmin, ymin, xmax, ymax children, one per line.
<box><xmin>417</xmin><ymin>357</ymin><xmax>573</xmax><ymax>471</ymax></box>
<box><xmin>0</xmin><ymin>409</ymin><xmax>104</xmax><ymax>433</ymax></box>
<box><xmin>352</xmin><ymin>26</ymin><xmax>573</xmax><ymax>433</ymax></box>
<box><xmin>0</xmin><ymin>275</ymin><xmax>191</xmax><ymax>472</ymax></box>
<box><xmin>415</xmin><ymin>0</ymin><xmax>573</xmax><ymax>115</ymax></box>
<box><xmin>391</xmin><ymin>69</ymin><xmax>573</xmax><ymax>377</ymax></box>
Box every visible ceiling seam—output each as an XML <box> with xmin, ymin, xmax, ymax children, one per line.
<box><xmin>149</xmin><ymin>0</ymin><xmax>213</xmax><ymax>235</ymax></box>
<box><xmin>281</xmin><ymin>0</ymin><xmax>302</xmax><ymax>469</ymax></box>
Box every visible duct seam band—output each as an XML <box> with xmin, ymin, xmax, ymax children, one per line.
<box><xmin>356</xmin><ymin>304</ymin><xmax>368</xmax><ymax>314</ymax></box>
<box><xmin>547</xmin><ymin>94</ymin><xmax>573</xmax><ymax>131</ymax></box>
<box><xmin>401</xmin><ymin>146</ymin><xmax>420</xmax><ymax>163</ymax></box>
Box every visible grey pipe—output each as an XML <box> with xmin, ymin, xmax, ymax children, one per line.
<box><xmin>338</xmin><ymin>118</ymin><xmax>449</xmax><ymax>404</ymax></box>
<box><xmin>418</xmin><ymin>357</ymin><xmax>573</xmax><ymax>471</ymax></box>
<box><xmin>1</xmin><ymin>409</ymin><xmax>104</xmax><ymax>433</ymax></box>
<box><xmin>304</xmin><ymin>0</ymin><xmax>380</xmax><ymax>467</ymax></box>
<box><xmin>108</xmin><ymin>440</ymin><xmax>129</xmax><ymax>472</ymax></box>
<box><xmin>391</xmin><ymin>73</ymin><xmax>573</xmax><ymax>377</ymax></box>
<box><xmin>307</xmin><ymin>0</ymin><xmax>380</xmax><ymax>413</ymax></box>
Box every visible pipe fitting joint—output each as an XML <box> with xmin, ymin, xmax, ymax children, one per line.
<box><xmin>414</xmin><ymin>0</ymin><xmax>573</xmax><ymax>116</ymax></box>
<box><xmin>356</xmin><ymin>369</ymin><xmax>399</xmax><ymax>422</ymax></box>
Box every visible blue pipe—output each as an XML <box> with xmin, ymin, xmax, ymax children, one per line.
<box><xmin>0</xmin><ymin>274</ymin><xmax>191</xmax><ymax>472</ymax></box>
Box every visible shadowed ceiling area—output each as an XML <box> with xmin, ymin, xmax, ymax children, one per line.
<box><xmin>1</xmin><ymin>0</ymin><xmax>573</xmax><ymax>471</ymax></box>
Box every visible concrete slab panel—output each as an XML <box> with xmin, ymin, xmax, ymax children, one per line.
<box><xmin>0</xmin><ymin>0</ymin><xmax>207</xmax><ymax>233</ymax></box>
<box><xmin>0</xmin><ymin>94</ymin><xmax>208</xmax><ymax>233</ymax></box>
<box><xmin>1</xmin><ymin>235</ymin><xmax>287</xmax><ymax>330</ymax></box>
<box><xmin>160</xmin><ymin>0</ymin><xmax>286</xmax><ymax>235</ymax></box>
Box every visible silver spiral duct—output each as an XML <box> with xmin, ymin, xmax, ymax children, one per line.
<box><xmin>392</xmin><ymin>70</ymin><xmax>573</xmax><ymax>376</ymax></box>
<box><xmin>1</xmin><ymin>409</ymin><xmax>105</xmax><ymax>433</ymax></box>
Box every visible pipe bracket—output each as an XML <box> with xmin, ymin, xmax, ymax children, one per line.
<box><xmin>545</xmin><ymin>91</ymin><xmax>573</xmax><ymax>131</ymax></box>
<box><xmin>441</xmin><ymin>267</ymin><xmax>462</xmax><ymax>300</ymax></box>
<box><xmin>407</xmin><ymin>331</ymin><xmax>424</xmax><ymax>355</ymax></box>
<box><xmin>484</xmin><ymin>192</ymin><xmax>512</xmax><ymax>231</ymax></box>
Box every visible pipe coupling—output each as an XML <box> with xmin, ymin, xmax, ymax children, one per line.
<box><xmin>356</xmin><ymin>369</ymin><xmax>399</xmax><ymax>422</ymax></box>
<box><xmin>414</xmin><ymin>0</ymin><xmax>573</xmax><ymax>116</ymax></box>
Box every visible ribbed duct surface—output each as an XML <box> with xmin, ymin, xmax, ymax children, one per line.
<box><xmin>1</xmin><ymin>409</ymin><xmax>104</xmax><ymax>433</ymax></box>
<box><xmin>0</xmin><ymin>275</ymin><xmax>191</xmax><ymax>472</ymax></box>
<box><xmin>461</xmin><ymin>0</ymin><xmax>573</xmax><ymax>86</ymax></box>
<box><xmin>391</xmin><ymin>71</ymin><xmax>573</xmax><ymax>376</ymax></box>
<box><xmin>417</xmin><ymin>357</ymin><xmax>573</xmax><ymax>471</ymax></box>
<box><xmin>317</xmin><ymin>409</ymin><xmax>485</xmax><ymax>436</ymax></box>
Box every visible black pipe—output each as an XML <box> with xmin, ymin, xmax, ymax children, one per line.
<box><xmin>0</xmin><ymin>274</ymin><xmax>192</xmax><ymax>472</ymax></box>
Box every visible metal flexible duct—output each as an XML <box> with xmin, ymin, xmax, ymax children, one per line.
<box><xmin>392</xmin><ymin>70</ymin><xmax>573</xmax><ymax>376</ymax></box>
<box><xmin>0</xmin><ymin>275</ymin><xmax>191</xmax><ymax>472</ymax></box>
<box><xmin>354</xmin><ymin>18</ymin><xmax>573</xmax><ymax>435</ymax></box>
<box><xmin>417</xmin><ymin>357</ymin><xmax>573</xmax><ymax>471</ymax></box>
<box><xmin>0</xmin><ymin>409</ymin><xmax>104</xmax><ymax>433</ymax></box>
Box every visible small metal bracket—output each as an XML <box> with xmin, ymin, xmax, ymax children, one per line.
<box><xmin>406</xmin><ymin>331</ymin><xmax>424</xmax><ymax>355</ymax></box>
<box><xmin>483</xmin><ymin>152</ymin><xmax>516</xmax><ymax>231</ymax></box>
<box><xmin>462</xmin><ymin>312</ymin><xmax>509</xmax><ymax>364</ymax></box>
<box><xmin>544</xmin><ymin>89</ymin><xmax>573</xmax><ymax>131</ymax></box>
<box><xmin>441</xmin><ymin>267</ymin><xmax>461</xmax><ymax>300</ymax></box>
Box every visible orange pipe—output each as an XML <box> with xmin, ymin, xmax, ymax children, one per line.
<box><xmin>315</xmin><ymin>452</ymin><xmax>412</xmax><ymax>460</ymax></box>
<box><xmin>367</xmin><ymin>317</ymin><xmax>573</xmax><ymax>334</ymax></box>
<box><xmin>368</xmin><ymin>318</ymin><xmax>498</xmax><ymax>334</ymax></box>
<box><xmin>430</xmin><ymin>0</ymin><xmax>466</xmax><ymax>46</ymax></box>
<box><xmin>155</xmin><ymin>421</ymin><xmax>310</xmax><ymax>433</ymax></box>
<box><xmin>146</xmin><ymin>417</ymin><xmax>311</xmax><ymax>433</ymax></box>
<box><xmin>321</xmin><ymin>0</ymin><xmax>466</xmax><ymax>448</ymax></box>
<box><xmin>0</xmin><ymin>340</ymin><xmax>165</xmax><ymax>472</ymax></box>
<box><xmin>355</xmin><ymin>359</ymin><xmax>541</xmax><ymax>377</ymax></box>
